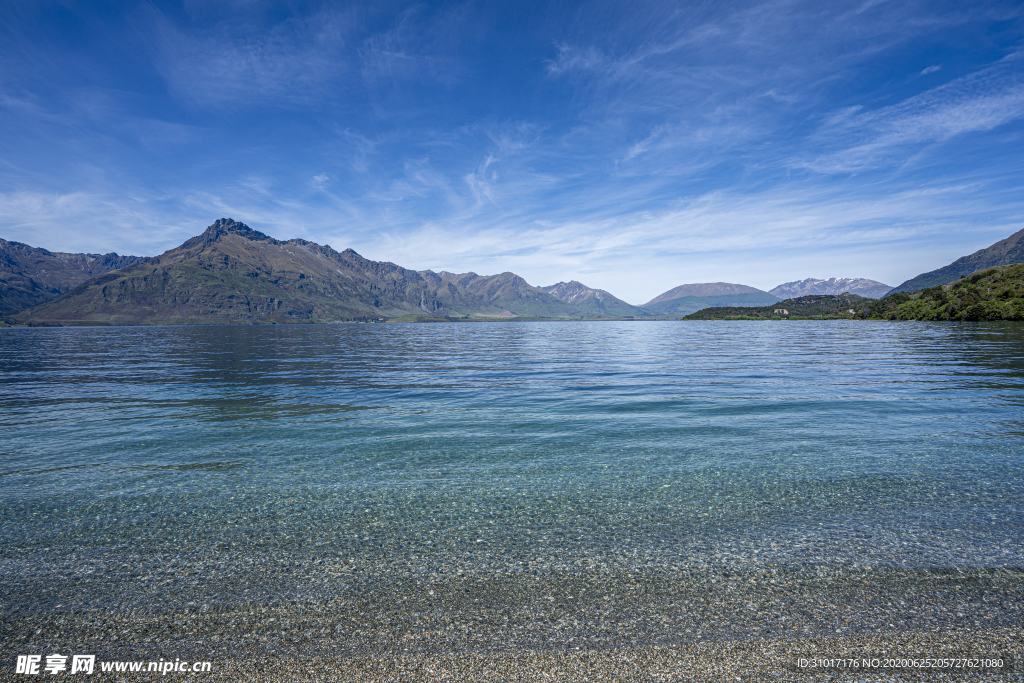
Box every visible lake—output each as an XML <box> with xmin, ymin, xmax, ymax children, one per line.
<box><xmin>1</xmin><ymin>321</ymin><xmax>1023</xmax><ymax>659</ymax></box>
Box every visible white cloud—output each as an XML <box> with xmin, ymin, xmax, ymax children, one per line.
<box><xmin>0</xmin><ymin>190</ymin><xmax>199</xmax><ymax>256</ymax></box>
<box><xmin>333</xmin><ymin>179</ymin><xmax>1024</xmax><ymax>303</ymax></box>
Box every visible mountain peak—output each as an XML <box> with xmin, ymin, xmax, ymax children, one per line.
<box><xmin>203</xmin><ymin>218</ymin><xmax>274</xmax><ymax>243</ymax></box>
<box><xmin>541</xmin><ymin>280</ymin><xmax>604</xmax><ymax>303</ymax></box>
<box><xmin>539</xmin><ymin>280</ymin><xmax>648</xmax><ymax>315</ymax></box>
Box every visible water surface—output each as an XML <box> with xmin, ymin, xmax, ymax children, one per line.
<box><xmin>1</xmin><ymin>322</ymin><xmax>1022</xmax><ymax>653</ymax></box>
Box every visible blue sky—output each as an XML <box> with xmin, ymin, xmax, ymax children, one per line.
<box><xmin>1</xmin><ymin>0</ymin><xmax>1022</xmax><ymax>303</ymax></box>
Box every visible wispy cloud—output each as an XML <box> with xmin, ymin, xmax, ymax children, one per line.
<box><xmin>803</xmin><ymin>54</ymin><xmax>1024</xmax><ymax>173</ymax></box>
<box><xmin>545</xmin><ymin>45</ymin><xmax>605</xmax><ymax>76</ymax></box>
<box><xmin>357</xmin><ymin>5</ymin><xmax>467</xmax><ymax>88</ymax></box>
<box><xmin>140</xmin><ymin>4</ymin><xmax>358</xmax><ymax>108</ymax></box>
<box><xmin>0</xmin><ymin>189</ymin><xmax>199</xmax><ymax>256</ymax></box>
<box><xmin>374</xmin><ymin>181</ymin><xmax>1009</xmax><ymax>261</ymax></box>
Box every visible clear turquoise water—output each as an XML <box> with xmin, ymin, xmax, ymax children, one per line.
<box><xmin>1</xmin><ymin>321</ymin><xmax>1023</xmax><ymax>619</ymax></box>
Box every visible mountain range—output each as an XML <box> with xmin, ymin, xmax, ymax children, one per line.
<box><xmin>3</xmin><ymin>218</ymin><xmax>1021</xmax><ymax>325</ymax></box>
<box><xmin>769</xmin><ymin>277</ymin><xmax>891</xmax><ymax>299</ymax></box>
<box><xmin>8</xmin><ymin>219</ymin><xmax>651</xmax><ymax>325</ymax></box>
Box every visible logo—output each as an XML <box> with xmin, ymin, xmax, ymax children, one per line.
<box><xmin>15</xmin><ymin>655</ymin><xmax>93</xmax><ymax>675</ymax></box>
<box><xmin>14</xmin><ymin>654</ymin><xmax>211</xmax><ymax>675</ymax></box>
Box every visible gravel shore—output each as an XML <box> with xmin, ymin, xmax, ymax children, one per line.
<box><xmin>5</xmin><ymin>630</ymin><xmax>1021</xmax><ymax>681</ymax></box>
<box><xmin>3</xmin><ymin>562</ymin><xmax>1022</xmax><ymax>680</ymax></box>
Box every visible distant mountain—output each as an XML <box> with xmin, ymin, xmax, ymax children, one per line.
<box><xmin>640</xmin><ymin>283</ymin><xmax>778</xmax><ymax>316</ymax></box>
<box><xmin>541</xmin><ymin>281</ymin><xmax>648</xmax><ymax>317</ymax></box>
<box><xmin>0</xmin><ymin>238</ymin><xmax>143</xmax><ymax>315</ymax></box>
<box><xmin>684</xmin><ymin>265</ymin><xmax>1024</xmax><ymax>322</ymax></box>
<box><xmin>428</xmin><ymin>271</ymin><xmax>594</xmax><ymax>319</ymax></box>
<box><xmin>12</xmin><ymin>219</ymin><xmax>641</xmax><ymax>325</ymax></box>
<box><xmin>769</xmin><ymin>277</ymin><xmax>891</xmax><ymax>299</ymax></box>
<box><xmin>643</xmin><ymin>293</ymin><xmax>781</xmax><ymax>316</ymax></box>
<box><xmin>889</xmin><ymin>227</ymin><xmax>1024</xmax><ymax>294</ymax></box>
<box><xmin>644</xmin><ymin>282</ymin><xmax>766</xmax><ymax>305</ymax></box>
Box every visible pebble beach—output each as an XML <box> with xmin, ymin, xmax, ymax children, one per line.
<box><xmin>3</xmin><ymin>559</ymin><xmax>1022</xmax><ymax>679</ymax></box>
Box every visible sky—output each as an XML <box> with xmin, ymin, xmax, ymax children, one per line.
<box><xmin>1</xmin><ymin>1</ymin><xmax>1023</xmax><ymax>304</ymax></box>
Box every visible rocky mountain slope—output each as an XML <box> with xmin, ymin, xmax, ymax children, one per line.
<box><xmin>11</xmin><ymin>219</ymin><xmax>642</xmax><ymax>325</ymax></box>
<box><xmin>428</xmin><ymin>271</ymin><xmax>594</xmax><ymax>318</ymax></box>
<box><xmin>541</xmin><ymin>281</ymin><xmax>648</xmax><ymax>317</ymax></box>
<box><xmin>0</xmin><ymin>239</ymin><xmax>143</xmax><ymax>314</ymax></box>
<box><xmin>16</xmin><ymin>219</ymin><xmax>441</xmax><ymax>324</ymax></box>
<box><xmin>769</xmin><ymin>277</ymin><xmax>891</xmax><ymax>299</ymax></box>
<box><xmin>889</xmin><ymin>227</ymin><xmax>1024</xmax><ymax>294</ymax></box>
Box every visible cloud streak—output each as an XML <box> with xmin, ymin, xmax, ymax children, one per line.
<box><xmin>804</xmin><ymin>54</ymin><xmax>1024</xmax><ymax>173</ymax></box>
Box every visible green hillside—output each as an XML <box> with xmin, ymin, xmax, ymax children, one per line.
<box><xmin>866</xmin><ymin>264</ymin><xmax>1024</xmax><ymax>321</ymax></box>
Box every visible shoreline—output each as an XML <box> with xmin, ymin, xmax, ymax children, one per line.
<box><xmin>4</xmin><ymin>564</ymin><xmax>1022</xmax><ymax>679</ymax></box>
<box><xmin>5</xmin><ymin>629</ymin><xmax>1020</xmax><ymax>681</ymax></box>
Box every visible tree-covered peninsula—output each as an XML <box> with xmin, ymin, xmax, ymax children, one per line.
<box><xmin>683</xmin><ymin>293</ymin><xmax>871</xmax><ymax>320</ymax></box>
<box><xmin>684</xmin><ymin>264</ymin><xmax>1024</xmax><ymax>321</ymax></box>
